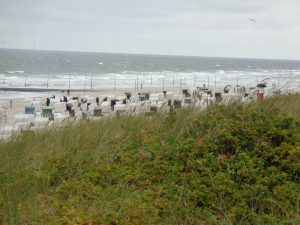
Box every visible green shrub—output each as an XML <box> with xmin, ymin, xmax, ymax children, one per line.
<box><xmin>0</xmin><ymin>95</ymin><xmax>300</xmax><ymax>224</ymax></box>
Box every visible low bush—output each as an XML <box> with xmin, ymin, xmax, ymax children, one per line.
<box><xmin>0</xmin><ymin>95</ymin><xmax>300</xmax><ymax>224</ymax></box>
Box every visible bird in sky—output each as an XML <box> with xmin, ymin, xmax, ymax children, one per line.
<box><xmin>250</xmin><ymin>18</ymin><xmax>256</xmax><ymax>23</ymax></box>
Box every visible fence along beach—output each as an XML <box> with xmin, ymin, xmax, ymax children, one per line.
<box><xmin>1</xmin><ymin>70</ymin><xmax>300</xmax><ymax>94</ymax></box>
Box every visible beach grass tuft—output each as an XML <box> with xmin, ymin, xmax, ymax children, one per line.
<box><xmin>0</xmin><ymin>94</ymin><xmax>300</xmax><ymax>224</ymax></box>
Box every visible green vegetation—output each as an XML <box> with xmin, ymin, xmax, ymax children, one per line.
<box><xmin>1</xmin><ymin>95</ymin><xmax>300</xmax><ymax>225</ymax></box>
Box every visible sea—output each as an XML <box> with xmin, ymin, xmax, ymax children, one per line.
<box><xmin>0</xmin><ymin>48</ymin><xmax>300</xmax><ymax>99</ymax></box>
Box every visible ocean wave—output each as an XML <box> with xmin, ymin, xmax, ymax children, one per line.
<box><xmin>5</xmin><ymin>70</ymin><xmax>25</xmax><ymax>74</ymax></box>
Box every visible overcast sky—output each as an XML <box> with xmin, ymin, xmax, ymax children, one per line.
<box><xmin>0</xmin><ymin>0</ymin><xmax>300</xmax><ymax>59</ymax></box>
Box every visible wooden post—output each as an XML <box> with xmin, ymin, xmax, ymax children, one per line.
<box><xmin>214</xmin><ymin>73</ymin><xmax>217</xmax><ymax>88</ymax></box>
<box><xmin>84</xmin><ymin>75</ymin><xmax>87</xmax><ymax>96</ymax></box>
<box><xmin>47</xmin><ymin>74</ymin><xmax>49</xmax><ymax>89</ymax></box>
<box><xmin>179</xmin><ymin>79</ymin><xmax>182</xmax><ymax>93</ymax></box>
<box><xmin>114</xmin><ymin>75</ymin><xmax>116</xmax><ymax>90</ymax></box>
<box><xmin>208</xmin><ymin>76</ymin><xmax>210</xmax><ymax>89</ymax></box>
<box><xmin>173</xmin><ymin>75</ymin><xmax>175</xmax><ymax>90</ymax></box>
<box><xmin>69</xmin><ymin>73</ymin><xmax>71</xmax><ymax>90</ymax></box>
<box><xmin>90</xmin><ymin>74</ymin><xmax>93</xmax><ymax>90</ymax></box>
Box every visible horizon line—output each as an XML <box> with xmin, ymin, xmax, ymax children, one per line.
<box><xmin>1</xmin><ymin>47</ymin><xmax>300</xmax><ymax>62</ymax></box>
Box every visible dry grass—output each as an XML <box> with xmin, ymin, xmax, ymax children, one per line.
<box><xmin>0</xmin><ymin>95</ymin><xmax>300</xmax><ymax>224</ymax></box>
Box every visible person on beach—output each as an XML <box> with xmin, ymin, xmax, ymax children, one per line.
<box><xmin>80</xmin><ymin>98</ymin><xmax>88</xmax><ymax>119</ymax></box>
<box><xmin>111</xmin><ymin>99</ymin><xmax>116</xmax><ymax>111</ymax></box>
<box><xmin>46</xmin><ymin>98</ymin><xmax>50</xmax><ymax>106</ymax></box>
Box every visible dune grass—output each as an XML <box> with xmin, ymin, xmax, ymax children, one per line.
<box><xmin>0</xmin><ymin>95</ymin><xmax>300</xmax><ymax>224</ymax></box>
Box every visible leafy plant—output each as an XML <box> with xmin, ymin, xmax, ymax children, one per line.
<box><xmin>1</xmin><ymin>94</ymin><xmax>300</xmax><ymax>224</ymax></box>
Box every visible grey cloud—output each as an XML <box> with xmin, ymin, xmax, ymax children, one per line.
<box><xmin>0</xmin><ymin>0</ymin><xmax>300</xmax><ymax>59</ymax></box>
